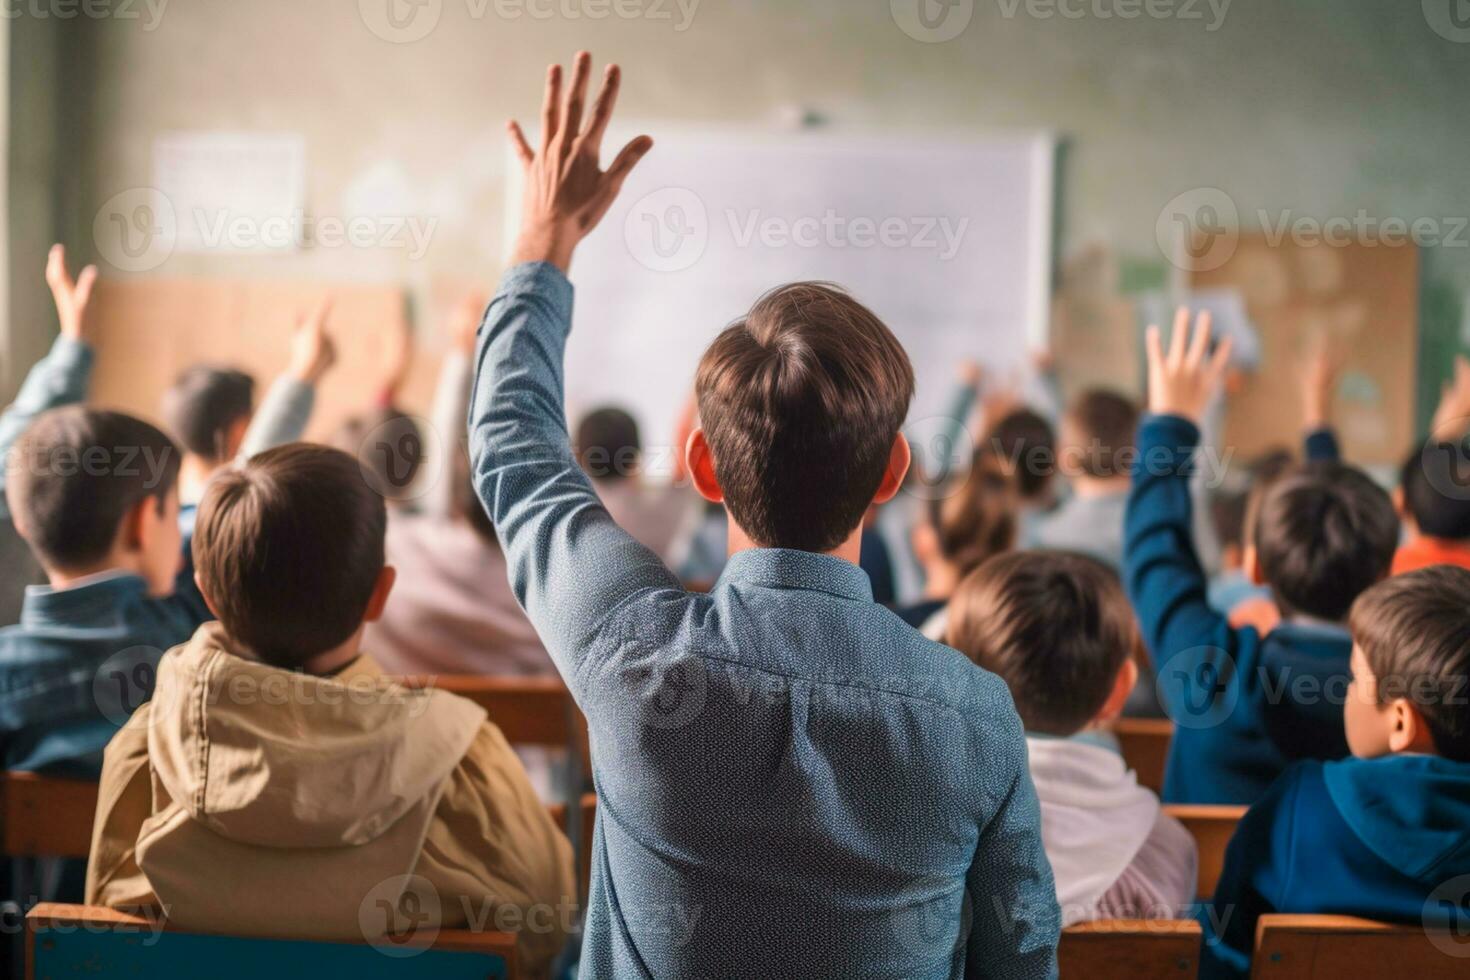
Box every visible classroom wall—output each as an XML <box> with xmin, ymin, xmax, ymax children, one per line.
<box><xmin>7</xmin><ymin>0</ymin><xmax>1470</xmax><ymax>411</ymax></box>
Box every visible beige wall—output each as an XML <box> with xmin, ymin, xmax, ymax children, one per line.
<box><xmin>8</xmin><ymin>0</ymin><xmax>1470</xmax><ymax>404</ymax></box>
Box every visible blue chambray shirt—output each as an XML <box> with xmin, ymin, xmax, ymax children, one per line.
<box><xmin>469</xmin><ymin>262</ymin><xmax>1059</xmax><ymax>979</ymax></box>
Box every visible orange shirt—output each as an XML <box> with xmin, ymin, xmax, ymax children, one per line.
<box><xmin>1391</xmin><ymin>536</ymin><xmax>1470</xmax><ymax>576</ymax></box>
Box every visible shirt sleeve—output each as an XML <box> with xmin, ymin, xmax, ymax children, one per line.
<box><xmin>1303</xmin><ymin>426</ymin><xmax>1341</xmax><ymax>463</ymax></box>
<box><xmin>236</xmin><ymin>375</ymin><xmax>316</xmax><ymax>461</ymax></box>
<box><xmin>1125</xmin><ymin>414</ymin><xmax>1245</xmax><ymax>720</ymax></box>
<box><xmin>0</xmin><ymin>335</ymin><xmax>94</xmax><ymax>521</ymax></box>
<box><xmin>467</xmin><ymin>262</ymin><xmax>683</xmax><ymax>698</ymax></box>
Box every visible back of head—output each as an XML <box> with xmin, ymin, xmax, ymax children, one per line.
<box><xmin>988</xmin><ymin>408</ymin><xmax>1056</xmax><ymax>502</ymax></box>
<box><xmin>929</xmin><ymin>452</ymin><xmax>1017</xmax><ymax>578</ymax></box>
<box><xmin>1350</xmin><ymin>565</ymin><xmax>1470</xmax><ymax>762</ymax></box>
<box><xmin>695</xmin><ymin>282</ymin><xmax>914</xmax><ymax>552</ymax></box>
<box><xmin>333</xmin><ymin>407</ymin><xmax>425</xmax><ymax>501</ymax></box>
<box><xmin>1253</xmin><ymin>461</ymin><xmax>1399</xmax><ymax>621</ymax></box>
<box><xmin>194</xmin><ymin>443</ymin><xmax>387</xmax><ymax>669</ymax></box>
<box><xmin>947</xmin><ymin>550</ymin><xmax>1139</xmax><ymax>736</ymax></box>
<box><xmin>6</xmin><ymin>406</ymin><xmax>180</xmax><ymax>571</ymax></box>
<box><xmin>1063</xmin><ymin>389</ymin><xmax>1138</xmax><ymax>480</ymax></box>
<box><xmin>162</xmin><ymin>366</ymin><xmax>255</xmax><ymax>461</ymax></box>
<box><xmin>576</xmin><ymin>406</ymin><xmax>641</xmax><ymax>481</ymax></box>
<box><xmin>1400</xmin><ymin>440</ymin><xmax>1470</xmax><ymax>540</ymax></box>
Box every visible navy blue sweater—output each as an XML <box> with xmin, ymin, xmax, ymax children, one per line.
<box><xmin>1202</xmin><ymin>754</ymin><xmax>1470</xmax><ymax>978</ymax></box>
<box><xmin>1124</xmin><ymin>414</ymin><xmax>1352</xmax><ymax>803</ymax></box>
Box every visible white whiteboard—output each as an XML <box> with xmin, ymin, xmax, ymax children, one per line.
<box><xmin>506</xmin><ymin>127</ymin><xmax>1055</xmax><ymax>472</ymax></box>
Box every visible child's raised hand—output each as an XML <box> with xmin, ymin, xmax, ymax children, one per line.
<box><xmin>289</xmin><ymin>296</ymin><xmax>337</xmax><ymax>384</ymax></box>
<box><xmin>1430</xmin><ymin>354</ymin><xmax>1470</xmax><ymax>442</ymax></box>
<box><xmin>449</xmin><ymin>292</ymin><xmax>487</xmax><ymax>355</ymax></box>
<box><xmin>46</xmin><ymin>244</ymin><xmax>98</xmax><ymax>342</ymax></box>
<box><xmin>1145</xmin><ymin>307</ymin><xmax>1233</xmax><ymax>424</ymax></box>
<box><xmin>1300</xmin><ymin>330</ymin><xmax>1342</xmax><ymax>430</ymax></box>
<box><xmin>507</xmin><ymin>52</ymin><xmax>654</xmax><ymax>271</ymax></box>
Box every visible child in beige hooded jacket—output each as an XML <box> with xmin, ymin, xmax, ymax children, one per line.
<box><xmin>86</xmin><ymin>444</ymin><xmax>575</xmax><ymax>976</ymax></box>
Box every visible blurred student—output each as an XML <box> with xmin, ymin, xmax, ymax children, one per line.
<box><xmin>1392</xmin><ymin>356</ymin><xmax>1470</xmax><ymax>574</ymax></box>
<box><xmin>1125</xmin><ymin>309</ymin><xmax>1399</xmax><ymax>804</ymax></box>
<box><xmin>161</xmin><ymin>297</ymin><xmax>336</xmax><ymax>530</ymax></box>
<box><xmin>1201</xmin><ymin>565</ymin><xmax>1470</xmax><ymax>979</ymax></box>
<box><xmin>365</xmin><ymin>294</ymin><xmax>550</xmax><ymax>679</ymax></box>
<box><xmin>1030</xmin><ymin>389</ymin><xmax>1137</xmax><ymax>567</ymax></box>
<box><xmin>0</xmin><ymin>246</ymin><xmax>208</xmax><ymax>775</ymax></box>
<box><xmin>86</xmin><ymin>445</ymin><xmax>575</xmax><ymax>976</ymax></box>
<box><xmin>576</xmin><ymin>405</ymin><xmax>689</xmax><ymax>560</ymax></box>
<box><xmin>895</xmin><ymin>451</ymin><xmax>1017</xmax><ymax>639</ymax></box>
<box><xmin>948</xmin><ymin>551</ymin><xmax>1197</xmax><ymax>925</ymax></box>
<box><xmin>470</xmin><ymin>53</ymin><xmax>1057</xmax><ymax>977</ymax></box>
<box><xmin>332</xmin><ymin>306</ymin><xmax>429</xmax><ymax>507</ymax></box>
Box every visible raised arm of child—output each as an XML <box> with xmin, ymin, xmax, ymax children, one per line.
<box><xmin>1301</xmin><ymin>329</ymin><xmax>1342</xmax><ymax>463</ymax></box>
<box><xmin>1124</xmin><ymin>309</ymin><xmax>1239</xmax><ymax>718</ymax></box>
<box><xmin>0</xmin><ymin>246</ymin><xmax>99</xmax><ymax>522</ymax></box>
<box><xmin>236</xmin><ymin>297</ymin><xmax>337</xmax><ymax>460</ymax></box>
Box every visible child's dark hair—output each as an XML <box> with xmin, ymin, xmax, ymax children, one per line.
<box><xmin>1251</xmin><ymin>461</ymin><xmax>1399</xmax><ymax>621</ymax></box>
<box><xmin>5</xmin><ymin>407</ymin><xmax>180</xmax><ymax>571</ymax></box>
<box><xmin>577</xmin><ymin>406</ymin><xmax>641</xmax><ymax>481</ymax></box>
<box><xmin>193</xmin><ymin>443</ymin><xmax>387</xmax><ymax>669</ymax></box>
<box><xmin>695</xmin><ymin>282</ymin><xmax>914</xmax><ymax>553</ymax></box>
<box><xmin>1065</xmin><ymin>389</ymin><xmax>1138</xmax><ymax>479</ymax></box>
<box><xmin>1350</xmin><ymin>565</ymin><xmax>1470</xmax><ymax>762</ymax></box>
<box><xmin>161</xmin><ymin>366</ymin><xmax>255</xmax><ymax>461</ymax></box>
<box><xmin>1399</xmin><ymin>440</ymin><xmax>1470</xmax><ymax>540</ymax></box>
<box><xmin>987</xmin><ymin>408</ymin><xmax>1056</xmax><ymax>502</ymax></box>
<box><xmin>927</xmin><ymin>452</ymin><xmax>1017</xmax><ymax>578</ymax></box>
<box><xmin>946</xmin><ymin>551</ymin><xmax>1140</xmax><ymax>736</ymax></box>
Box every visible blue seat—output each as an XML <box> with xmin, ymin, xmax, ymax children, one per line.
<box><xmin>27</xmin><ymin>903</ymin><xmax>516</xmax><ymax>980</ymax></box>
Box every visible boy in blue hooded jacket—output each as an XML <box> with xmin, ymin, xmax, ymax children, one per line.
<box><xmin>1201</xmin><ymin>563</ymin><xmax>1470</xmax><ymax>978</ymax></box>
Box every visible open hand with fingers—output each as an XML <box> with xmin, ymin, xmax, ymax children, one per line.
<box><xmin>289</xmin><ymin>296</ymin><xmax>337</xmax><ymax>385</ymax></box>
<box><xmin>46</xmin><ymin>244</ymin><xmax>99</xmax><ymax>342</ymax></box>
<box><xmin>508</xmin><ymin>51</ymin><xmax>654</xmax><ymax>272</ymax></box>
<box><xmin>1145</xmin><ymin>307</ymin><xmax>1233</xmax><ymax>424</ymax></box>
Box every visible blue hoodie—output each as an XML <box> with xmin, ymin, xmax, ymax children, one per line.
<box><xmin>1125</xmin><ymin>414</ymin><xmax>1352</xmax><ymax>803</ymax></box>
<box><xmin>1201</xmin><ymin>754</ymin><xmax>1470</xmax><ymax>978</ymax></box>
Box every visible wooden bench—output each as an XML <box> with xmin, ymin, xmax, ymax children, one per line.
<box><xmin>1252</xmin><ymin>914</ymin><xmax>1469</xmax><ymax>978</ymax></box>
<box><xmin>26</xmin><ymin>903</ymin><xmax>518</xmax><ymax>979</ymax></box>
<box><xmin>396</xmin><ymin>675</ymin><xmax>584</xmax><ymax>749</ymax></box>
<box><xmin>1058</xmin><ymin>918</ymin><xmax>1200</xmax><ymax>978</ymax></box>
<box><xmin>1163</xmin><ymin>803</ymin><xmax>1246</xmax><ymax>899</ymax></box>
<box><xmin>1115</xmin><ymin>717</ymin><xmax>1173</xmax><ymax>795</ymax></box>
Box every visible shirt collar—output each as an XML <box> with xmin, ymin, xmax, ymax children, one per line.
<box><xmin>20</xmin><ymin>570</ymin><xmax>148</xmax><ymax>629</ymax></box>
<box><xmin>717</xmin><ymin>548</ymin><xmax>873</xmax><ymax>602</ymax></box>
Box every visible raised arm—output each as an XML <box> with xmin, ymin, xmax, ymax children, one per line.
<box><xmin>425</xmin><ymin>293</ymin><xmax>483</xmax><ymax>517</ymax></box>
<box><xmin>1125</xmin><ymin>309</ymin><xmax>1241</xmax><ymax>702</ymax></box>
<box><xmin>236</xmin><ymin>298</ymin><xmax>336</xmax><ymax>460</ymax></box>
<box><xmin>0</xmin><ymin>246</ymin><xmax>98</xmax><ymax>520</ymax></box>
<box><xmin>469</xmin><ymin>53</ymin><xmax>673</xmax><ymax>685</ymax></box>
<box><xmin>1300</xmin><ymin>329</ymin><xmax>1342</xmax><ymax>463</ymax></box>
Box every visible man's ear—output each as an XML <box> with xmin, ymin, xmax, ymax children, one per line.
<box><xmin>194</xmin><ymin>571</ymin><xmax>224</xmax><ymax>621</ymax></box>
<box><xmin>872</xmin><ymin>434</ymin><xmax>912</xmax><ymax>505</ymax></box>
<box><xmin>363</xmin><ymin>565</ymin><xmax>397</xmax><ymax>623</ymax></box>
<box><xmin>1243</xmin><ymin>543</ymin><xmax>1265</xmax><ymax>586</ymax></box>
<box><xmin>686</xmin><ymin>428</ymin><xmax>723</xmax><ymax>504</ymax></box>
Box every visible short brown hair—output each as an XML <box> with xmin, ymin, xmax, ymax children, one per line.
<box><xmin>988</xmin><ymin>408</ymin><xmax>1056</xmax><ymax>501</ymax></box>
<box><xmin>1252</xmin><ymin>461</ymin><xmax>1398</xmax><ymax>621</ymax></box>
<box><xmin>5</xmin><ymin>407</ymin><xmax>179</xmax><ymax>571</ymax></box>
<box><xmin>162</xmin><ymin>365</ymin><xmax>255</xmax><ymax>460</ymax></box>
<box><xmin>928</xmin><ymin>452</ymin><xmax>1017</xmax><ymax>578</ymax></box>
<box><xmin>1065</xmin><ymin>390</ymin><xmax>1138</xmax><ymax>479</ymax></box>
<box><xmin>695</xmin><ymin>283</ymin><xmax>914</xmax><ymax>552</ymax></box>
<box><xmin>947</xmin><ymin>551</ymin><xmax>1140</xmax><ymax>736</ymax></box>
<box><xmin>1350</xmin><ymin>565</ymin><xmax>1470</xmax><ymax>762</ymax></box>
<box><xmin>194</xmin><ymin>443</ymin><xmax>386</xmax><ymax>668</ymax></box>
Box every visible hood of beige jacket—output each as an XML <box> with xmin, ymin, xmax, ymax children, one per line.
<box><xmin>135</xmin><ymin>621</ymin><xmax>486</xmax><ymax>938</ymax></box>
